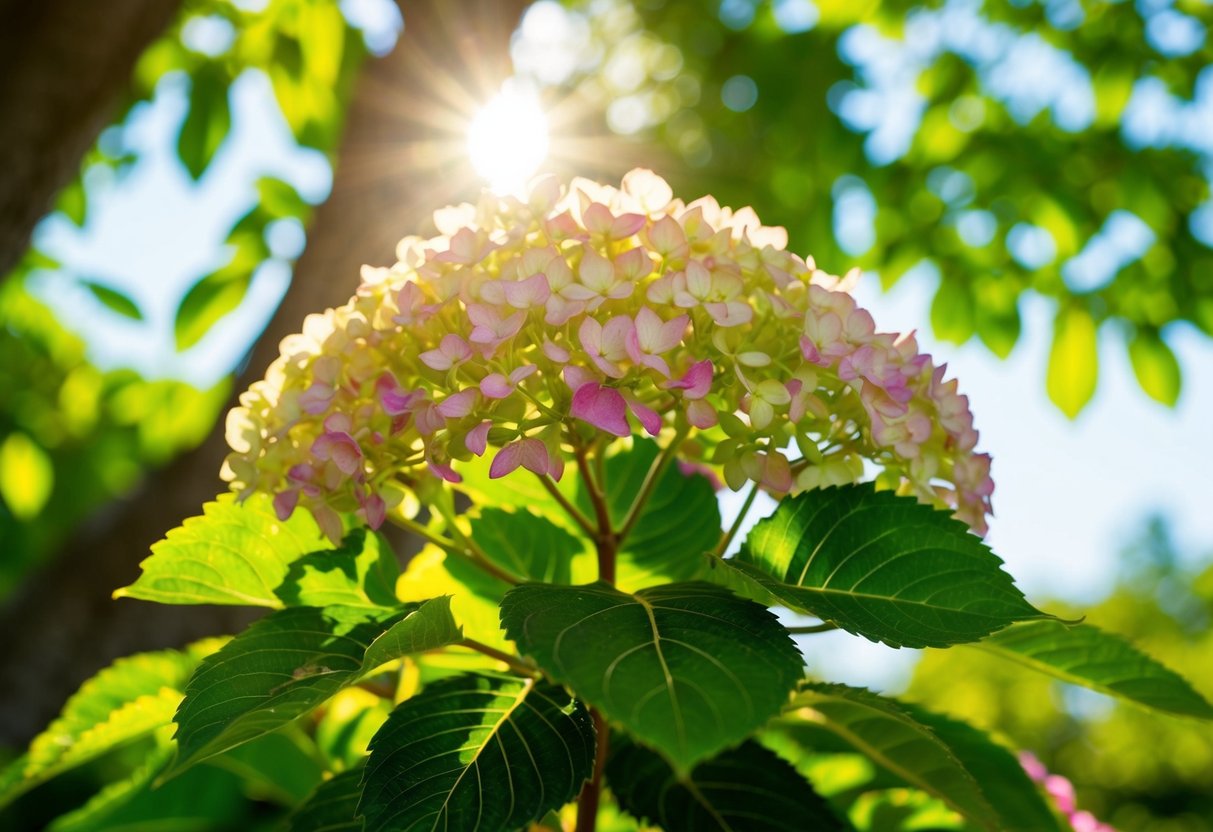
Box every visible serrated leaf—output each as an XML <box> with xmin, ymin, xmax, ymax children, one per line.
<box><xmin>0</xmin><ymin>642</ymin><xmax>215</xmax><ymax>808</ymax></box>
<box><xmin>786</xmin><ymin>684</ymin><xmax>998</xmax><ymax>830</ymax></box>
<box><xmin>81</xmin><ymin>280</ymin><xmax>142</xmax><ymax>321</ymax></box>
<box><xmin>360</xmin><ymin>673</ymin><xmax>595</xmax><ymax>832</ymax></box>
<box><xmin>1128</xmin><ymin>329</ymin><xmax>1181</xmax><ymax>406</ymax></box>
<box><xmin>500</xmin><ymin>581</ymin><xmax>803</xmax><ymax>772</ymax></box>
<box><xmin>287</xmin><ymin>769</ymin><xmax>364</xmax><ymax>832</ymax></box>
<box><xmin>178</xmin><ymin>64</ymin><xmax>231</xmax><ymax>179</ymax></box>
<box><xmin>172</xmin><ymin>599</ymin><xmax>461</xmax><ymax>771</ymax></box>
<box><xmin>46</xmin><ymin>741</ymin><xmax>174</xmax><ymax>832</ymax></box>
<box><xmin>1046</xmin><ymin>306</ymin><xmax>1098</xmax><ymax>418</ymax></box>
<box><xmin>607</xmin><ymin>737</ymin><xmax>853</xmax><ymax>831</ymax></box>
<box><xmin>275</xmin><ymin>527</ymin><xmax>400</xmax><ymax>610</ymax></box>
<box><xmin>720</xmin><ymin>484</ymin><xmax>1050</xmax><ymax>648</ymax></box>
<box><xmin>973</xmin><ymin>620</ymin><xmax>1213</xmax><ymax>719</ymax></box>
<box><xmin>457</xmin><ymin>507</ymin><xmax>584</xmax><ymax>589</ymax></box>
<box><xmin>115</xmin><ymin>493</ymin><xmax>334</xmax><ymax>607</ymax></box>
<box><xmin>901</xmin><ymin>705</ymin><xmax>1062</xmax><ymax>832</ymax></box>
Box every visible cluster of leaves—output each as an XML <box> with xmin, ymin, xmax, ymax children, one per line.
<box><xmin>559</xmin><ymin>0</ymin><xmax>1213</xmax><ymax>414</ymax></box>
<box><xmin>0</xmin><ymin>268</ymin><xmax>229</xmax><ymax>595</ymax></box>
<box><xmin>5</xmin><ymin>439</ymin><xmax>1211</xmax><ymax>830</ymax></box>
<box><xmin>0</xmin><ymin>0</ymin><xmax>369</xmax><ymax>589</ymax></box>
<box><xmin>908</xmin><ymin>517</ymin><xmax>1213</xmax><ymax>831</ymax></box>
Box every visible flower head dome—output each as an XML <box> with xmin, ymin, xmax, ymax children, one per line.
<box><xmin>223</xmin><ymin>169</ymin><xmax>994</xmax><ymax>539</ymax></box>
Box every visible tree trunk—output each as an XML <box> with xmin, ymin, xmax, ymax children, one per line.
<box><xmin>0</xmin><ymin>0</ymin><xmax>182</xmax><ymax>276</ymax></box>
<box><xmin>0</xmin><ymin>0</ymin><xmax>531</xmax><ymax>745</ymax></box>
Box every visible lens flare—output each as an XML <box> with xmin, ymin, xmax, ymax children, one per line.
<box><xmin>466</xmin><ymin>82</ymin><xmax>550</xmax><ymax>195</ymax></box>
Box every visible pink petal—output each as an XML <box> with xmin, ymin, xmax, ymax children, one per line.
<box><xmin>611</xmin><ymin>213</ymin><xmax>647</xmax><ymax>238</ymax></box>
<box><xmin>466</xmin><ymin>421</ymin><xmax>491</xmax><ymax>456</ymax></box>
<box><xmin>480</xmin><ymin>373</ymin><xmax>514</xmax><ymax>399</ymax></box>
<box><xmin>624</xmin><ymin>392</ymin><xmax>662</xmax><ymax>436</ymax></box>
<box><xmin>427</xmin><ymin>459</ymin><xmax>463</xmax><ymax>484</ymax></box>
<box><xmin>543</xmin><ymin>339</ymin><xmax>571</xmax><ymax>363</ymax></box>
<box><xmin>299</xmin><ymin>383</ymin><xmax>334</xmax><ymax>415</ymax></box>
<box><xmin>376</xmin><ymin>373</ymin><xmax>421</xmax><ymax>415</ymax></box>
<box><xmin>663</xmin><ymin>359</ymin><xmax>713</xmax><ymax>399</ymax></box>
<box><xmin>686</xmin><ymin>399</ymin><xmax>718</xmax><ymax>429</ymax></box>
<box><xmin>570</xmin><ymin>383</ymin><xmax>631</xmax><ymax>437</ymax></box>
<box><xmin>563</xmin><ymin>364</ymin><xmax>597</xmax><ymax>391</ymax></box>
<box><xmin>504</xmin><ymin>273</ymin><xmax>551</xmax><ymax>308</ymax></box>
<box><xmin>273</xmin><ymin>489</ymin><xmax>299</xmax><ymax>521</ymax></box>
<box><xmin>360</xmin><ymin>493</ymin><xmax>387</xmax><ymax>529</ymax></box>
<box><xmin>489</xmin><ymin>443</ymin><xmax>523</xmax><ymax>478</ymax></box>
<box><xmin>436</xmin><ymin>389</ymin><xmax>476</xmax><ymax>418</ymax></box>
<box><xmin>518</xmin><ymin>438</ymin><xmax>552</xmax><ymax>476</ymax></box>
<box><xmin>312</xmin><ymin>431</ymin><xmax>362</xmax><ymax>476</ymax></box>
<box><xmin>311</xmin><ymin>504</ymin><xmax>345</xmax><ymax>545</ymax></box>
<box><xmin>509</xmin><ymin>365</ymin><xmax>538</xmax><ymax>384</ymax></box>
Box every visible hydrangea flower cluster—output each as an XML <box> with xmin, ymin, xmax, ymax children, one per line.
<box><xmin>222</xmin><ymin>169</ymin><xmax>994</xmax><ymax>540</ymax></box>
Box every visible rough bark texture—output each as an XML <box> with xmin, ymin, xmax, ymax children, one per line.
<box><xmin>0</xmin><ymin>0</ymin><xmax>182</xmax><ymax>276</ymax></box>
<box><xmin>0</xmin><ymin>0</ymin><xmax>531</xmax><ymax>745</ymax></box>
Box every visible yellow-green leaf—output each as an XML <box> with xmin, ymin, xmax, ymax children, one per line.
<box><xmin>1046</xmin><ymin>306</ymin><xmax>1099</xmax><ymax>418</ymax></box>
<box><xmin>1128</xmin><ymin>329</ymin><xmax>1181</xmax><ymax>406</ymax></box>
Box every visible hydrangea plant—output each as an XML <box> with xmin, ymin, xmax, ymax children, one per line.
<box><xmin>5</xmin><ymin>171</ymin><xmax>1210</xmax><ymax>831</ymax></box>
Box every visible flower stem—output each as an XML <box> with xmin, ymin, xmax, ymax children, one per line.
<box><xmin>534</xmin><ymin>473</ymin><xmax>597</xmax><ymax>538</ymax></box>
<box><xmin>575</xmin><ymin>708</ymin><xmax>610</xmax><ymax>832</ymax></box>
<box><xmin>576</xmin><ymin>444</ymin><xmax>617</xmax><ymax>584</ymax></box>
<box><xmin>459</xmin><ymin>639</ymin><xmax>538</xmax><ymax>677</ymax></box>
<box><xmin>387</xmin><ymin>511</ymin><xmax>519</xmax><ymax>586</ymax></box>
<box><xmin>617</xmin><ymin>425</ymin><xmax>687</xmax><ymax>547</ymax></box>
<box><xmin>713</xmin><ymin>482</ymin><xmax>759</xmax><ymax>558</ymax></box>
<box><xmin>785</xmin><ymin>622</ymin><xmax>839</xmax><ymax>634</ymax></box>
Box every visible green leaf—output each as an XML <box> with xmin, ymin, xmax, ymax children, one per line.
<box><xmin>275</xmin><ymin>528</ymin><xmax>401</xmax><ymax>610</ymax></box>
<box><xmin>287</xmin><ymin>769</ymin><xmax>364</xmax><ymax>832</ymax></box>
<box><xmin>178</xmin><ymin>64</ymin><xmax>232</xmax><ymax>180</ymax></box>
<box><xmin>172</xmin><ymin>599</ymin><xmax>461</xmax><ymax>771</ymax></box>
<box><xmin>115</xmin><ymin>493</ymin><xmax>333</xmax><ymax>608</ymax></box>
<box><xmin>719</xmin><ymin>484</ymin><xmax>1050</xmax><ymax>648</ymax></box>
<box><xmin>787</xmin><ymin>684</ymin><xmax>998</xmax><ymax>831</ymax></box>
<box><xmin>56</xmin><ymin>177</ymin><xmax>88</xmax><ymax>226</ymax></box>
<box><xmin>607</xmin><ymin>737</ymin><xmax>853</xmax><ymax>831</ymax></box>
<box><xmin>577</xmin><ymin>438</ymin><xmax>722</xmax><ymax>585</ymax></box>
<box><xmin>360</xmin><ymin>673</ymin><xmax>595</xmax><ymax>832</ymax></box>
<box><xmin>1128</xmin><ymin>329</ymin><xmax>1182</xmax><ymax>406</ymax></box>
<box><xmin>1046</xmin><ymin>306</ymin><xmax>1098</xmax><ymax>418</ymax></box>
<box><xmin>50</xmin><ymin>751</ymin><xmax>248</xmax><ymax>832</ymax></box>
<box><xmin>81</xmin><ymin>280</ymin><xmax>142</xmax><ymax>321</ymax></box>
<box><xmin>173</xmin><ymin>268</ymin><xmax>253</xmax><ymax>351</ymax></box>
<box><xmin>459</xmin><ymin>507</ymin><xmax>583</xmax><ymax>588</ymax></box>
<box><xmin>848</xmin><ymin>789</ymin><xmax>966</xmax><ymax>832</ymax></box>
<box><xmin>930</xmin><ymin>280</ymin><xmax>975</xmax><ymax>345</ymax></box>
<box><xmin>900</xmin><ymin>706</ymin><xmax>1062</xmax><ymax>832</ymax></box>
<box><xmin>973</xmin><ymin>620</ymin><xmax>1213</xmax><ymax>719</ymax></box>
<box><xmin>0</xmin><ymin>642</ymin><xmax>214</xmax><ymax>808</ymax></box>
<box><xmin>500</xmin><ymin>581</ymin><xmax>803</xmax><ymax>772</ymax></box>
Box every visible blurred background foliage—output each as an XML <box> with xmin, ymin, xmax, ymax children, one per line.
<box><xmin>1</xmin><ymin>0</ymin><xmax>1212</xmax><ymax>828</ymax></box>
<box><xmin>909</xmin><ymin>517</ymin><xmax>1213</xmax><ymax>831</ymax></box>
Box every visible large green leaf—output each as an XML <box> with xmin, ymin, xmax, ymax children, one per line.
<box><xmin>178</xmin><ymin>64</ymin><xmax>231</xmax><ymax>180</ymax></box>
<box><xmin>786</xmin><ymin>684</ymin><xmax>998</xmax><ymax>831</ymax></box>
<box><xmin>901</xmin><ymin>705</ymin><xmax>1062</xmax><ymax>832</ymax></box>
<box><xmin>973</xmin><ymin>620</ymin><xmax>1213</xmax><ymax>719</ymax></box>
<box><xmin>607</xmin><ymin>737</ymin><xmax>853</xmax><ymax>831</ymax></box>
<box><xmin>453</xmin><ymin>507</ymin><xmax>585</xmax><ymax>591</ymax></box>
<box><xmin>500</xmin><ymin>581</ymin><xmax>803</xmax><ymax>772</ymax></box>
<box><xmin>576</xmin><ymin>438</ymin><xmax>722</xmax><ymax>585</ymax></box>
<box><xmin>287</xmin><ymin>769</ymin><xmax>364</xmax><ymax>832</ymax></box>
<box><xmin>360</xmin><ymin>673</ymin><xmax>595</xmax><ymax>832</ymax></box>
<box><xmin>115</xmin><ymin>493</ymin><xmax>335</xmax><ymax>607</ymax></box>
<box><xmin>721</xmin><ymin>484</ymin><xmax>1050</xmax><ymax>648</ymax></box>
<box><xmin>276</xmin><ymin>528</ymin><xmax>401</xmax><ymax>610</ymax></box>
<box><xmin>0</xmin><ymin>642</ymin><xmax>214</xmax><ymax>808</ymax></box>
<box><xmin>172</xmin><ymin>599</ymin><xmax>461</xmax><ymax>771</ymax></box>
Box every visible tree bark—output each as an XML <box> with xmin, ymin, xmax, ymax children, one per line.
<box><xmin>0</xmin><ymin>0</ymin><xmax>182</xmax><ymax>276</ymax></box>
<box><xmin>0</xmin><ymin>0</ymin><xmax>530</xmax><ymax>745</ymax></box>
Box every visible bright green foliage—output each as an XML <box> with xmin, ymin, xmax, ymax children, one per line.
<box><xmin>787</xmin><ymin>684</ymin><xmax>1001</xmax><ymax>830</ymax></box>
<box><xmin>722</xmin><ymin>484</ymin><xmax>1050</xmax><ymax>647</ymax></box>
<box><xmin>900</xmin><ymin>705</ymin><xmax>1062</xmax><ymax>832</ymax></box>
<box><xmin>500</xmin><ymin>581</ymin><xmax>803</xmax><ymax>772</ymax></box>
<box><xmin>172</xmin><ymin>598</ymin><xmax>460</xmax><ymax>771</ymax></box>
<box><xmin>975</xmin><ymin>620</ymin><xmax>1213</xmax><ymax>719</ymax></box>
<box><xmin>78</xmin><ymin>282</ymin><xmax>142</xmax><ymax>322</ymax></box>
<box><xmin>115</xmin><ymin>492</ymin><xmax>335</xmax><ymax>607</ymax></box>
<box><xmin>287</xmin><ymin>769</ymin><xmax>364</xmax><ymax>832</ymax></box>
<box><xmin>178</xmin><ymin>63</ymin><xmax>233</xmax><ymax>180</ymax></box>
<box><xmin>360</xmin><ymin>673</ymin><xmax>595</xmax><ymax>832</ymax></box>
<box><xmin>607</xmin><ymin>737</ymin><xmax>851</xmax><ymax>831</ymax></box>
<box><xmin>0</xmin><ymin>641</ymin><xmax>214</xmax><ymax>808</ymax></box>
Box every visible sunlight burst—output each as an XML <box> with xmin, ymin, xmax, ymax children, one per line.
<box><xmin>466</xmin><ymin>82</ymin><xmax>550</xmax><ymax>195</ymax></box>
